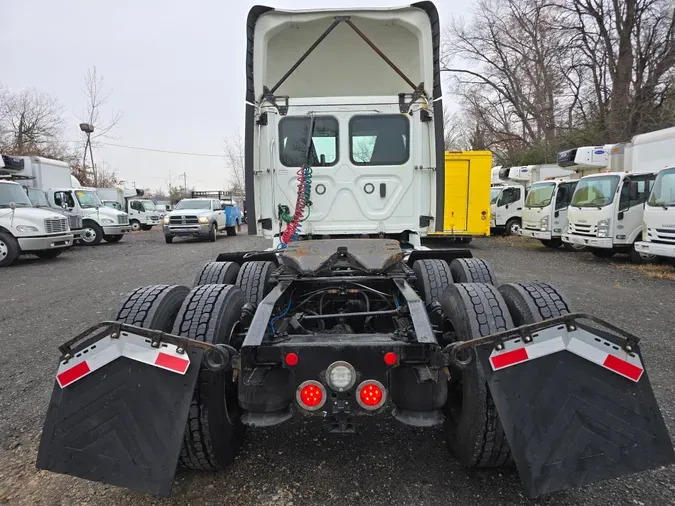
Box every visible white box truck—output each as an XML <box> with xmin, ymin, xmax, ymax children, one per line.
<box><xmin>632</xmin><ymin>127</ymin><xmax>675</xmax><ymax>260</ymax></box>
<box><xmin>18</xmin><ymin>156</ymin><xmax>131</xmax><ymax>245</ymax></box>
<box><xmin>0</xmin><ymin>155</ymin><xmax>74</xmax><ymax>266</ymax></box>
<box><xmin>97</xmin><ymin>187</ymin><xmax>161</xmax><ymax>231</ymax></box>
<box><xmin>490</xmin><ymin>164</ymin><xmax>572</xmax><ymax>235</ymax></box>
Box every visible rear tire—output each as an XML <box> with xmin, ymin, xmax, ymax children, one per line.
<box><xmin>498</xmin><ymin>282</ymin><xmax>573</xmax><ymax>326</ymax></box>
<box><xmin>591</xmin><ymin>249</ymin><xmax>615</xmax><ymax>258</ymax></box>
<box><xmin>540</xmin><ymin>239</ymin><xmax>562</xmax><ymax>248</ymax></box>
<box><xmin>226</xmin><ymin>226</ymin><xmax>237</xmax><ymax>237</ymax></box>
<box><xmin>449</xmin><ymin>258</ymin><xmax>497</xmax><ymax>285</ymax></box>
<box><xmin>194</xmin><ymin>261</ymin><xmax>241</xmax><ymax>286</ymax></box>
<box><xmin>103</xmin><ymin>234</ymin><xmax>123</xmax><ymax>243</ymax></box>
<box><xmin>116</xmin><ymin>284</ymin><xmax>190</xmax><ymax>331</ymax></box>
<box><xmin>34</xmin><ymin>249</ymin><xmax>63</xmax><ymax>259</ymax></box>
<box><xmin>236</xmin><ymin>261</ymin><xmax>276</xmax><ymax>305</ymax></box>
<box><xmin>440</xmin><ymin>283</ymin><xmax>513</xmax><ymax>468</ymax></box>
<box><xmin>412</xmin><ymin>259</ymin><xmax>453</xmax><ymax>303</ymax></box>
<box><xmin>130</xmin><ymin>220</ymin><xmax>141</xmax><ymax>232</ymax></box>
<box><xmin>0</xmin><ymin>232</ymin><xmax>20</xmax><ymax>267</ymax></box>
<box><xmin>173</xmin><ymin>284</ymin><xmax>246</xmax><ymax>471</ymax></box>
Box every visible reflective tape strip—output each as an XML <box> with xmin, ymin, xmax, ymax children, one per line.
<box><xmin>488</xmin><ymin>325</ymin><xmax>644</xmax><ymax>382</ymax></box>
<box><xmin>56</xmin><ymin>331</ymin><xmax>191</xmax><ymax>388</ymax></box>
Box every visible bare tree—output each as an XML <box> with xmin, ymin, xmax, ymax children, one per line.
<box><xmin>443</xmin><ymin>107</ymin><xmax>471</xmax><ymax>151</ymax></box>
<box><xmin>224</xmin><ymin>132</ymin><xmax>245</xmax><ymax>196</ymax></box>
<box><xmin>0</xmin><ymin>88</ymin><xmax>65</xmax><ymax>156</ymax></box>
<box><xmin>77</xmin><ymin>66</ymin><xmax>122</xmax><ymax>185</ymax></box>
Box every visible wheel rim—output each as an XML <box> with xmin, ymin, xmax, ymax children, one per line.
<box><xmin>510</xmin><ymin>222</ymin><xmax>520</xmax><ymax>234</ymax></box>
<box><xmin>82</xmin><ymin>227</ymin><xmax>97</xmax><ymax>243</ymax></box>
<box><xmin>0</xmin><ymin>240</ymin><xmax>7</xmax><ymax>260</ymax></box>
<box><xmin>569</xmin><ymin>243</ymin><xmax>586</xmax><ymax>251</ymax></box>
<box><xmin>638</xmin><ymin>252</ymin><xmax>656</xmax><ymax>261</ymax></box>
<box><xmin>131</xmin><ymin>222</ymin><xmax>140</xmax><ymax>231</ymax></box>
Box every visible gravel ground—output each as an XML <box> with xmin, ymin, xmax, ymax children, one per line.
<box><xmin>1</xmin><ymin>231</ymin><xmax>674</xmax><ymax>505</ymax></box>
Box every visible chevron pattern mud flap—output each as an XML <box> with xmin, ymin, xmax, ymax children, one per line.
<box><xmin>476</xmin><ymin>324</ymin><xmax>675</xmax><ymax>498</ymax></box>
<box><xmin>36</xmin><ymin>347</ymin><xmax>204</xmax><ymax>497</ymax></box>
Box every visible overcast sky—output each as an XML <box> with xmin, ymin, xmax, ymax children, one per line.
<box><xmin>3</xmin><ymin>0</ymin><xmax>472</xmax><ymax>193</ymax></box>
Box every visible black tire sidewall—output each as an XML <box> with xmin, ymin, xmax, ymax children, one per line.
<box><xmin>0</xmin><ymin>232</ymin><xmax>20</xmax><ymax>267</ymax></box>
<box><xmin>82</xmin><ymin>221</ymin><xmax>104</xmax><ymax>246</ymax></box>
<box><xmin>194</xmin><ymin>261</ymin><xmax>241</xmax><ymax>286</ymax></box>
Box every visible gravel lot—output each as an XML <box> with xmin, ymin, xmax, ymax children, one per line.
<box><xmin>1</xmin><ymin>230</ymin><xmax>674</xmax><ymax>505</ymax></box>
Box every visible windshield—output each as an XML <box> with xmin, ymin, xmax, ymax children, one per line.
<box><xmin>74</xmin><ymin>190</ymin><xmax>103</xmax><ymax>209</ymax></box>
<box><xmin>490</xmin><ymin>187</ymin><xmax>502</xmax><ymax>204</ymax></box>
<box><xmin>103</xmin><ymin>201</ymin><xmax>121</xmax><ymax>210</ymax></box>
<box><xmin>175</xmin><ymin>199</ymin><xmax>211</xmax><ymax>210</ymax></box>
<box><xmin>27</xmin><ymin>188</ymin><xmax>50</xmax><ymax>207</ymax></box>
<box><xmin>525</xmin><ymin>183</ymin><xmax>555</xmax><ymax>208</ymax></box>
<box><xmin>0</xmin><ymin>183</ymin><xmax>32</xmax><ymax>207</ymax></box>
<box><xmin>571</xmin><ymin>176</ymin><xmax>620</xmax><ymax>208</ymax></box>
<box><xmin>142</xmin><ymin>200</ymin><xmax>156</xmax><ymax>210</ymax></box>
<box><xmin>648</xmin><ymin>168</ymin><xmax>675</xmax><ymax>207</ymax></box>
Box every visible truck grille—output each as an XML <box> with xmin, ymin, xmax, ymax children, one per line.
<box><xmin>169</xmin><ymin>215</ymin><xmax>199</xmax><ymax>225</ymax></box>
<box><xmin>45</xmin><ymin>217</ymin><xmax>69</xmax><ymax>234</ymax></box>
<box><xmin>647</xmin><ymin>228</ymin><xmax>675</xmax><ymax>245</ymax></box>
<box><xmin>151</xmin><ymin>215</ymin><xmax>160</xmax><ymax>221</ymax></box>
<box><xmin>118</xmin><ymin>215</ymin><xmax>129</xmax><ymax>225</ymax></box>
<box><xmin>523</xmin><ymin>220</ymin><xmax>540</xmax><ymax>231</ymax></box>
<box><xmin>68</xmin><ymin>215</ymin><xmax>83</xmax><ymax>230</ymax></box>
<box><xmin>568</xmin><ymin>222</ymin><xmax>596</xmax><ymax>236</ymax></box>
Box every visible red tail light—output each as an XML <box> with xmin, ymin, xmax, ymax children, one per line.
<box><xmin>285</xmin><ymin>352</ymin><xmax>299</xmax><ymax>366</ymax></box>
<box><xmin>296</xmin><ymin>381</ymin><xmax>326</xmax><ymax>411</ymax></box>
<box><xmin>356</xmin><ymin>380</ymin><xmax>386</xmax><ymax>410</ymax></box>
<box><xmin>383</xmin><ymin>352</ymin><xmax>398</xmax><ymax>366</ymax></box>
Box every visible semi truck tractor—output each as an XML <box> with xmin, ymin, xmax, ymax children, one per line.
<box><xmin>37</xmin><ymin>2</ymin><xmax>673</xmax><ymax>500</ymax></box>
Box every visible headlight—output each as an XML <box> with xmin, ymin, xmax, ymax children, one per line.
<box><xmin>198</xmin><ymin>216</ymin><xmax>210</xmax><ymax>223</ymax></box>
<box><xmin>326</xmin><ymin>361</ymin><xmax>356</xmax><ymax>392</ymax></box>
<box><xmin>597</xmin><ymin>219</ymin><xmax>610</xmax><ymax>238</ymax></box>
<box><xmin>15</xmin><ymin>225</ymin><xmax>39</xmax><ymax>232</ymax></box>
<box><xmin>101</xmin><ymin>218</ymin><xmax>115</xmax><ymax>224</ymax></box>
<box><xmin>540</xmin><ymin>216</ymin><xmax>549</xmax><ymax>231</ymax></box>
<box><xmin>163</xmin><ymin>216</ymin><xmax>170</xmax><ymax>224</ymax></box>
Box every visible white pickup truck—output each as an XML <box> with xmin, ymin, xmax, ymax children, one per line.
<box><xmin>0</xmin><ymin>180</ymin><xmax>74</xmax><ymax>267</ymax></box>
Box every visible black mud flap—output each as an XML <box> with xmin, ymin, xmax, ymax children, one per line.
<box><xmin>36</xmin><ymin>347</ymin><xmax>203</xmax><ymax>497</ymax></box>
<box><xmin>476</xmin><ymin>325</ymin><xmax>675</xmax><ymax>498</ymax></box>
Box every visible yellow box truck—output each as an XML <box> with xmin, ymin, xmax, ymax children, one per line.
<box><xmin>429</xmin><ymin>150</ymin><xmax>492</xmax><ymax>241</ymax></box>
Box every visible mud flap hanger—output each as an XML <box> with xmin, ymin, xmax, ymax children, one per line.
<box><xmin>261</xmin><ymin>16</ymin><xmax>426</xmax><ymax>116</ymax></box>
<box><xmin>58</xmin><ymin>321</ymin><xmax>238</xmax><ymax>373</ymax></box>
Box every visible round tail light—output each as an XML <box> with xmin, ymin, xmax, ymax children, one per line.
<box><xmin>296</xmin><ymin>381</ymin><xmax>326</xmax><ymax>411</ymax></box>
<box><xmin>356</xmin><ymin>380</ymin><xmax>386</xmax><ymax>410</ymax></box>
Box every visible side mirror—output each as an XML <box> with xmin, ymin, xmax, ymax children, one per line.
<box><xmin>61</xmin><ymin>202</ymin><xmax>68</xmax><ymax>210</ymax></box>
<box><xmin>629</xmin><ymin>181</ymin><xmax>639</xmax><ymax>201</ymax></box>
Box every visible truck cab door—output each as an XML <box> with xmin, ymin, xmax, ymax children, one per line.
<box><xmin>215</xmin><ymin>201</ymin><xmax>226</xmax><ymax>229</ymax></box>
<box><xmin>617</xmin><ymin>175</ymin><xmax>654</xmax><ymax>244</ymax></box>
<box><xmin>53</xmin><ymin>191</ymin><xmax>76</xmax><ymax>212</ymax></box>
<box><xmin>553</xmin><ymin>182</ymin><xmax>576</xmax><ymax>235</ymax></box>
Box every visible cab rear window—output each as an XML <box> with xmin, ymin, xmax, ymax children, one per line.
<box><xmin>350</xmin><ymin>115</ymin><xmax>409</xmax><ymax>166</ymax></box>
<box><xmin>279</xmin><ymin>116</ymin><xmax>338</xmax><ymax>167</ymax></box>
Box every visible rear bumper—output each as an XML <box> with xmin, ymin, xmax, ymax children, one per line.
<box><xmin>562</xmin><ymin>234</ymin><xmax>612</xmax><ymax>249</ymax></box>
<box><xmin>163</xmin><ymin>224</ymin><xmax>210</xmax><ymax>237</ymax></box>
<box><xmin>634</xmin><ymin>241</ymin><xmax>675</xmax><ymax>258</ymax></box>
<box><xmin>520</xmin><ymin>229</ymin><xmax>552</xmax><ymax>240</ymax></box>
<box><xmin>17</xmin><ymin>233</ymin><xmax>73</xmax><ymax>251</ymax></box>
<box><xmin>103</xmin><ymin>225</ymin><xmax>130</xmax><ymax>235</ymax></box>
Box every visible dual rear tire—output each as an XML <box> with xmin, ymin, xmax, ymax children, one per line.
<box><xmin>413</xmin><ymin>257</ymin><xmax>572</xmax><ymax>469</ymax></box>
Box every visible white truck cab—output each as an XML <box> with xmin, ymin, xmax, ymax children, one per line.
<box><xmin>635</xmin><ymin>167</ymin><xmax>675</xmax><ymax>259</ymax></box>
<box><xmin>48</xmin><ymin>187</ymin><xmax>130</xmax><ymax>245</ymax></box>
<box><xmin>490</xmin><ymin>184</ymin><xmax>524</xmax><ymax>235</ymax></box>
<box><xmin>97</xmin><ymin>187</ymin><xmax>161</xmax><ymax>231</ymax></box>
<box><xmin>0</xmin><ymin>179</ymin><xmax>73</xmax><ymax>267</ymax></box>
<box><xmin>245</xmin><ymin>5</ymin><xmax>444</xmax><ymax>249</ymax></box>
<box><xmin>520</xmin><ymin>179</ymin><xmax>584</xmax><ymax>249</ymax></box>
<box><xmin>562</xmin><ymin>172</ymin><xmax>655</xmax><ymax>260</ymax></box>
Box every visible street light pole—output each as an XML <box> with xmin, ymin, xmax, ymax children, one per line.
<box><xmin>79</xmin><ymin>123</ymin><xmax>96</xmax><ymax>186</ymax></box>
